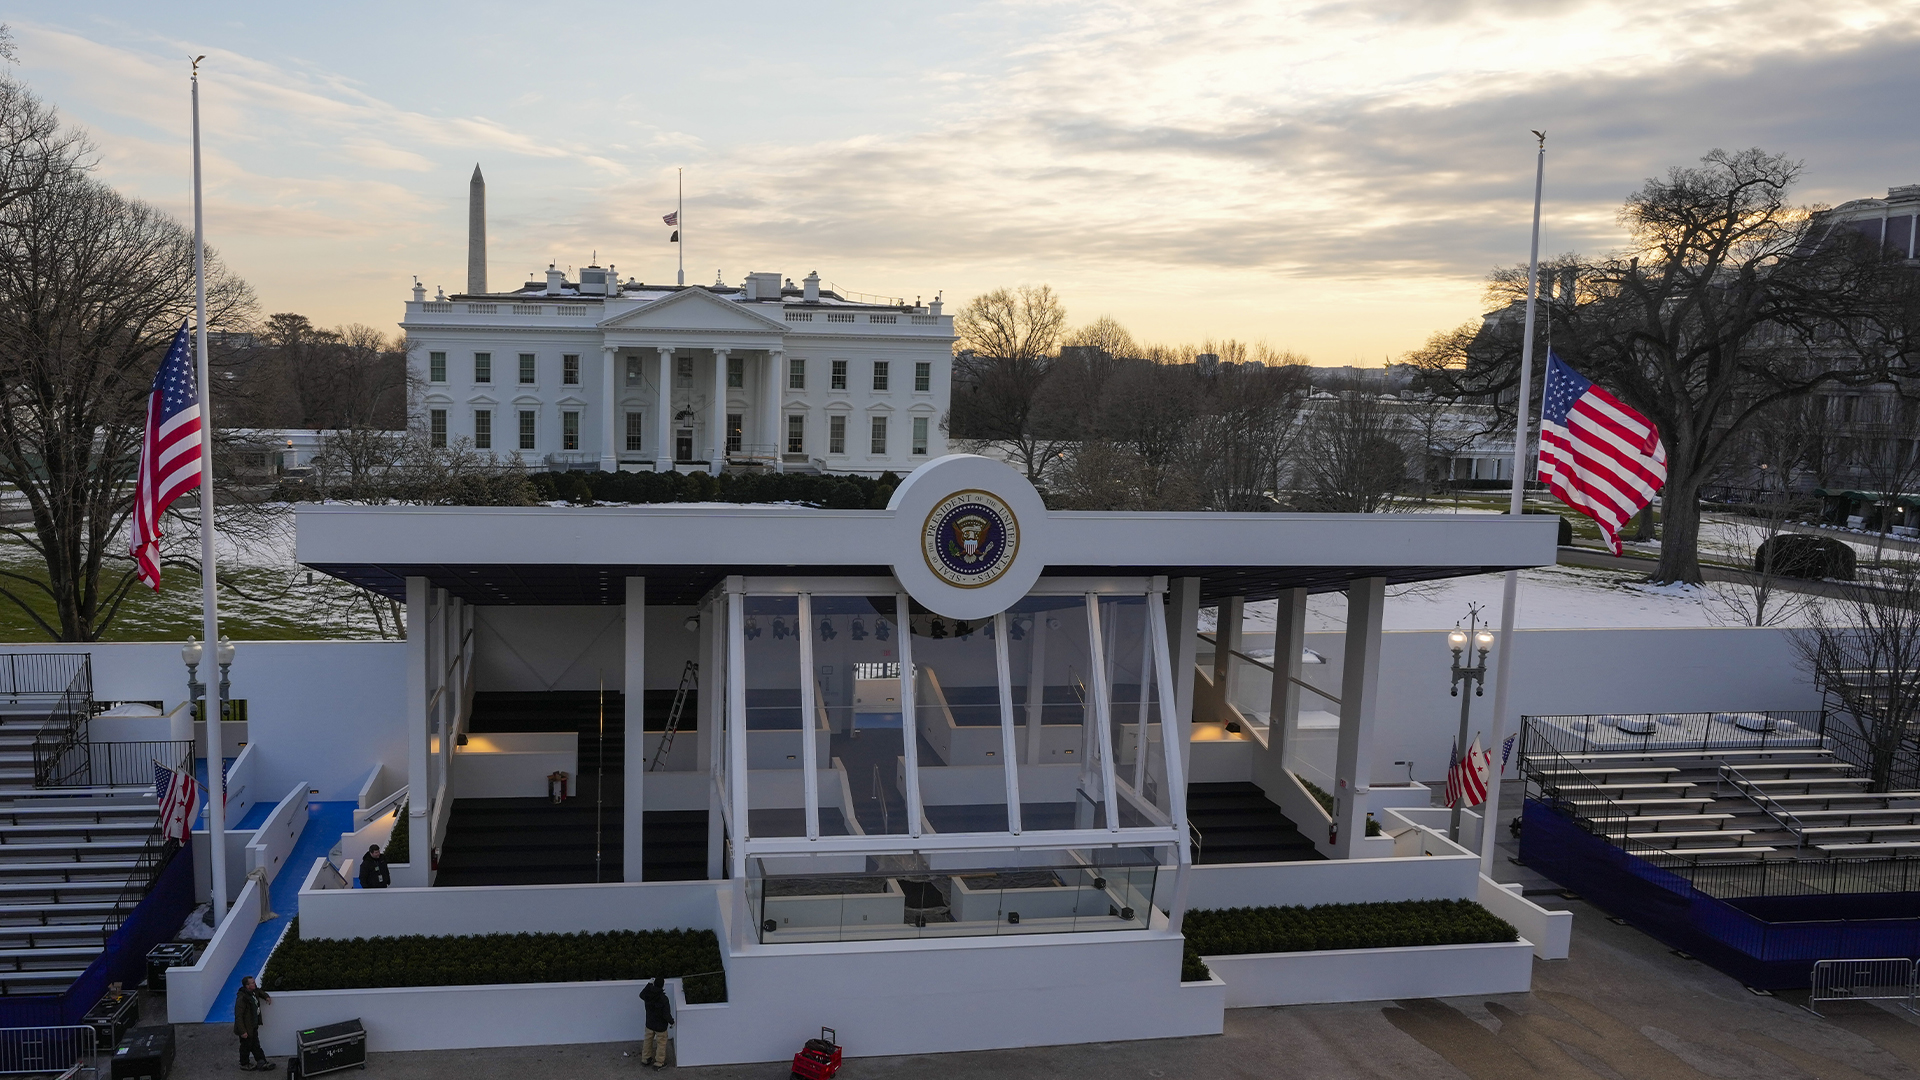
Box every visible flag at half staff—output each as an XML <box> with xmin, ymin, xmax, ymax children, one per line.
<box><xmin>662</xmin><ymin>211</ymin><xmax>678</xmax><ymax>226</ymax></box>
<box><xmin>1444</xmin><ymin>736</ymin><xmax>1492</xmax><ymax>809</ymax></box>
<box><xmin>130</xmin><ymin>322</ymin><xmax>204</xmax><ymax>589</ymax></box>
<box><xmin>1538</xmin><ymin>351</ymin><xmax>1667</xmax><ymax>555</ymax></box>
<box><xmin>155</xmin><ymin>760</ymin><xmax>201</xmax><ymax>843</ymax></box>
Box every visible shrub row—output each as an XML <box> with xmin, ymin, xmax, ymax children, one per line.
<box><xmin>382</xmin><ymin>799</ymin><xmax>408</xmax><ymax>865</ymax></box>
<box><xmin>1755</xmin><ymin>533</ymin><xmax>1856</xmax><ymax>581</ymax></box>
<box><xmin>261</xmin><ymin>920</ymin><xmax>726</xmax><ymax>1003</ymax></box>
<box><xmin>529</xmin><ymin>469</ymin><xmax>900</xmax><ymax>509</ymax></box>
<box><xmin>1184</xmin><ymin>899</ymin><xmax>1517</xmax><ymax>956</ymax></box>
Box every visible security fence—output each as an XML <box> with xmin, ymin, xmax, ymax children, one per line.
<box><xmin>0</xmin><ymin>1025</ymin><xmax>95</xmax><ymax>1076</ymax></box>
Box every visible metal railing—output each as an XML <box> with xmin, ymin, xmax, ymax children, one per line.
<box><xmin>32</xmin><ymin>740</ymin><xmax>192</xmax><ymax>790</ymax></box>
<box><xmin>1521</xmin><ymin>711</ymin><xmax>1825</xmax><ymax>758</ymax></box>
<box><xmin>0</xmin><ymin>654</ymin><xmax>90</xmax><ymax>701</ymax></box>
<box><xmin>1822</xmin><ymin>717</ymin><xmax>1920</xmax><ymax>794</ymax></box>
<box><xmin>0</xmin><ymin>1025</ymin><xmax>96</xmax><ymax>1075</ymax></box>
<box><xmin>1807</xmin><ymin>958</ymin><xmax>1917</xmax><ymax>1016</ymax></box>
<box><xmin>1719</xmin><ymin>763</ymin><xmax>1808</xmax><ymax>847</ymax></box>
<box><xmin>28</xmin><ymin>664</ymin><xmax>96</xmax><ymax>787</ymax></box>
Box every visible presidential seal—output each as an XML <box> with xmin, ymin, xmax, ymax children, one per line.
<box><xmin>922</xmin><ymin>489</ymin><xmax>1020</xmax><ymax>589</ymax></box>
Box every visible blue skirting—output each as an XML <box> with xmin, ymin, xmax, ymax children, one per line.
<box><xmin>1521</xmin><ymin>798</ymin><xmax>1920</xmax><ymax>989</ymax></box>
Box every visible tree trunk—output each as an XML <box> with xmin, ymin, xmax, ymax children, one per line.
<box><xmin>1654</xmin><ymin>473</ymin><xmax>1704</xmax><ymax>584</ymax></box>
<box><xmin>1631</xmin><ymin>503</ymin><xmax>1657</xmax><ymax>542</ymax></box>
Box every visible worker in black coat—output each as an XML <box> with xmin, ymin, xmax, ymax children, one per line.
<box><xmin>638</xmin><ymin>976</ymin><xmax>674</xmax><ymax>1069</ymax></box>
<box><xmin>233</xmin><ymin>975</ymin><xmax>273</xmax><ymax>1070</ymax></box>
<box><xmin>359</xmin><ymin>844</ymin><xmax>390</xmax><ymax>889</ymax></box>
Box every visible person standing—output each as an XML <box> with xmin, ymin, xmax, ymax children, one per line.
<box><xmin>638</xmin><ymin>976</ymin><xmax>673</xmax><ymax>1070</ymax></box>
<box><xmin>359</xmin><ymin>844</ymin><xmax>390</xmax><ymax>889</ymax></box>
<box><xmin>234</xmin><ymin>975</ymin><xmax>273</xmax><ymax>1071</ymax></box>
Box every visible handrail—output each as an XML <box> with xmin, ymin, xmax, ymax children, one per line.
<box><xmin>1197</xmin><ymin>632</ymin><xmax>1342</xmax><ymax>706</ymax></box>
<box><xmin>29</xmin><ymin>663</ymin><xmax>95</xmax><ymax>787</ymax></box>
<box><xmin>1719</xmin><ymin>763</ymin><xmax>1808</xmax><ymax>847</ymax></box>
<box><xmin>362</xmin><ymin>783</ymin><xmax>409</xmax><ymax>822</ymax></box>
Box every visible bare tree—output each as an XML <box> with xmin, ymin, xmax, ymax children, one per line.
<box><xmin>1291</xmin><ymin>391</ymin><xmax>1411</xmax><ymax>513</ymax></box>
<box><xmin>948</xmin><ymin>285</ymin><xmax>1069</xmax><ymax>481</ymax></box>
<box><xmin>0</xmin><ymin>74</ymin><xmax>256</xmax><ymax>640</ymax></box>
<box><xmin>1796</xmin><ymin>559</ymin><xmax>1920</xmax><ymax>791</ymax></box>
<box><xmin>1063</xmin><ymin>315</ymin><xmax>1137</xmax><ymax>359</ymax></box>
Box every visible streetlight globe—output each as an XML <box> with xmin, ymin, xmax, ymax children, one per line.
<box><xmin>1475</xmin><ymin>630</ymin><xmax>1494</xmax><ymax>648</ymax></box>
<box><xmin>216</xmin><ymin>636</ymin><xmax>236</xmax><ymax>666</ymax></box>
<box><xmin>1447</xmin><ymin>629</ymin><xmax>1468</xmax><ymax>648</ymax></box>
<box><xmin>181</xmin><ymin>638</ymin><xmax>203</xmax><ymax>666</ymax></box>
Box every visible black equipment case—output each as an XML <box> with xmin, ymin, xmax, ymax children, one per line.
<box><xmin>110</xmin><ymin>1025</ymin><xmax>175</xmax><ymax>1080</ymax></box>
<box><xmin>82</xmin><ymin>989</ymin><xmax>139</xmax><ymax>1048</ymax></box>
<box><xmin>145</xmin><ymin>942</ymin><xmax>198</xmax><ymax>994</ymax></box>
<box><xmin>294</xmin><ymin>1018</ymin><xmax>366</xmax><ymax>1076</ymax></box>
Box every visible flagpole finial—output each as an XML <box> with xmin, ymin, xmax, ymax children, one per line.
<box><xmin>1531</xmin><ymin>129</ymin><xmax>1545</xmax><ymax>148</ymax></box>
<box><xmin>191</xmin><ymin>55</ymin><xmax>205</xmax><ymax>75</ymax></box>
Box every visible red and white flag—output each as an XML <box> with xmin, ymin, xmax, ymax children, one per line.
<box><xmin>1444</xmin><ymin>736</ymin><xmax>1492</xmax><ymax>809</ymax></box>
<box><xmin>1538</xmin><ymin>351</ymin><xmax>1667</xmax><ymax>555</ymax></box>
<box><xmin>129</xmin><ymin>322</ymin><xmax>204</xmax><ymax>589</ymax></box>
<box><xmin>661</xmin><ymin>211</ymin><xmax>678</xmax><ymax>226</ymax></box>
<box><xmin>154</xmin><ymin>761</ymin><xmax>202</xmax><ymax>842</ymax></box>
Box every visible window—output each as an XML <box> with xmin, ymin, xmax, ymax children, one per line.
<box><xmin>915</xmin><ymin>361</ymin><xmax>932</xmax><ymax>392</ymax></box>
<box><xmin>562</xmin><ymin>354</ymin><xmax>579</xmax><ymax>385</ymax></box>
<box><xmin>626</xmin><ymin>412</ymin><xmax>644</xmax><ymax>453</ymax></box>
<box><xmin>912</xmin><ymin>416</ymin><xmax>929</xmax><ymax>456</ymax></box>
<box><xmin>726</xmin><ymin>413</ymin><xmax>743</xmax><ymax>453</ymax></box>
<box><xmin>873</xmin><ymin>361</ymin><xmax>890</xmax><ymax>391</ymax></box>
<box><xmin>831</xmin><ymin>360</ymin><xmax>848</xmax><ymax>390</ymax></box>
<box><xmin>829</xmin><ymin>414</ymin><xmax>846</xmax><ymax>455</ymax></box>
<box><xmin>789</xmin><ymin>357</ymin><xmax>806</xmax><ymax>390</ymax></box>
<box><xmin>786</xmin><ymin>414</ymin><xmax>805</xmax><ymax>454</ymax></box>
<box><xmin>518</xmin><ymin>410</ymin><xmax>536</xmax><ymax>451</ymax></box>
<box><xmin>727</xmin><ymin>356</ymin><xmax>744</xmax><ymax>389</ymax></box>
<box><xmin>519</xmin><ymin>353</ymin><xmax>537</xmax><ymax>384</ymax></box>
<box><xmin>870</xmin><ymin>415</ymin><xmax>888</xmax><ymax>455</ymax></box>
<box><xmin>429</xmin><ymin>351</ymin><xmax>446</xmax><ymax>383</ymax></box>
<box><xmin>474</xmin><ymin>352</ymin><xmax>492</xmax><ymax>383</ymax></box>
<box><xmin>677</xmin><ymin>355</ymin><xmax>694</xmax><ymax>380</ymax></box>
<box><xmin>474</xmin><ymin>410</ymin><xmax>492</xmax><ymax>450</ymax></box>
<box><xmin>562</xmin><ymin>410</ymin><xmax>580</xmax><ymax>451</ymax></box>
<box><xmin>429</xmin><ymin>409</ymin><xmax>447</xmax><ymax>448</ymax></box>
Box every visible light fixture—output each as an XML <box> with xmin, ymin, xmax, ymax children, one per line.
<box><xmin>684</xmin><ymin>613</ymin><xmax>700</xmax><ymax>633</ymax></box>
<box><xmin>216</xmin><ymin>636</ymin><xmax>236</xmax><ymax>666</ymax></box>
<box><xmin>874</xmin><ymin>618</ymin><xmax>891</xmax><ymax>642</ymax></box>
<box><xmin>818</xmin><ymin>617</ymin><xmax>837</xmax><ymax>640</ymax></box>
<box><xmin>850</xmin><ymin>617</ymin><xmax>868</xmax><ymax>641</ymax></box>
<box><xmin>181</xmin><ymin>638</ymin><xmax>203</xmax><ymax>667</ymax></box>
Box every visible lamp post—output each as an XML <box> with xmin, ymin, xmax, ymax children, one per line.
<box><xmin>183</xmin><ymin>636</ymin><xmax>235</xmax><ymax>920</ymax></box>
<box><xmin>1447</xmin><ymin>608</ymin><xmax>1494</xmax><ymax>842</ymax></box>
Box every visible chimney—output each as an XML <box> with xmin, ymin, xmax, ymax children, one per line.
<box><xmin>545</xmin><ymin>264</ymin><xmax>564</xmax><ymax>295</ymax></box>
<box><xmin>803</xmin><ymin>270</ymin><xmax>820</xmax><ymax>303</ymax></box>
<box><xmin>412</xmin><ymin>276</ymin><xmax>426</xmax><ymax>303</ymax></box>
<box><xmin>929</xmin><ymin>292</ymin><xmax>943</xmax><ymax>316</ymax></box>
<box><xmin>467</xmin><ymin>165</ymin><xmax>487</xmax><ymax>295</ymax></box>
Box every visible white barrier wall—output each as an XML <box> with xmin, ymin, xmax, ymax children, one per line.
<box><xmin>1477</xmin><ymin>875</ymin><xmax>1571</xmax><ymax>960</ymax></box>
<box><xmin>246</xmin><ymin>782</ymin><xmax>310</xmax><ymax>883</ymax></box>
<box><xmin>3</xmin><ymin>641</ymin><xmax>406</xmax><ymax>803</ymax></box>
<box><xmin>165</xmin><ymin>877</ymin><xmax>265</xmax><ymax>1024</ymax></box>
<box><xmin>451</xmin><ymin>733</ymin><xmax>578</xmax><ymax>799</ymax></box>
<box><xmin>1202</xmin><ymin>939</ymin><xmax>1535</xmax><ymax>1007</ymax></box>
<box><xmin>296</xmin><ymin>878</ymin><xmax>726</xmax><ymax>941</ymax></box>
<box><xmin>1174</xmin><ymin>848</ymin><xmax>1480</xmax><ymax>911</ymax></box>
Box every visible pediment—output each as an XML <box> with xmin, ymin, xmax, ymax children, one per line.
<box><xmin>600</xmin><ymin>289</ymin><xmax>788</xmax><ymax>334</ymax></box>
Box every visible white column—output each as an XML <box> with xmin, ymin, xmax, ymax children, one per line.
<box><xmin>896</xmin><ymin>594</ymin><xmax>923</xmax><ymax>837</ymax></box>
<box><xmin>600</xmin><ymin>346</ymin><xmax>618</xmax><ymax>472</ymax></box>
<box><xmin>655</xmin><ymin>347</ymin><xmax>674</xmax><ymax>472</ymax></box>
<box><xmin>994</xmin><ymin>612</ymin><xmax>1022</xmax><ymax>833</ymax></box>
<box><xmin>704</xmin><ymin>596</ymin><xmax>725</xmax><ymax>880</ymax></box>
<box><xmin>726</xmin><ymin>584</ymin><xmax>749</xmax><ymax>876</ymax></box>
<box><xmin>624</xmin><ymin>578</ymin><xmax>646</xmax><ymax>881</ymax></box>
<box><xmin>1023</xmin><ymin>609</ymin><xmax>1047</xmax><ymax>766</ymax></box>
<box><xmin>1332</xmin><ymin>576</ymin><xmax>1386</xmax><ymax>859</ymax></box>
<box><xmin>767</xmin><ymin>349</ymin><xmax>785</xmax><ymax>473</ymax></box>
<box><xmin>400</xmin><ymin>576</ymin><xmax>430</xmax><ymax>888</ymax></box>
<box><xmin>1268</xmin><ymin>588</ymin><xmax>1308</xmax><ymax>780</ymax></box>
<box><xmin>709</xmin><ymin>348</ymin><xmax>729</xmax><ymax>475</ymax></box>
<box><xmin>797</xmin><ymin>593</ymin><xmax>820</xmax><ymax>840</ymax></box>
<box><xmin>1213</xmin><ymin>595</ymin><xmax>1243</xmax><ymax>723</ymax></box>
<box><xmin>1168</xmin><ymin>578</ymin><xmax>1202</xmax><ymax>789</ymax></box>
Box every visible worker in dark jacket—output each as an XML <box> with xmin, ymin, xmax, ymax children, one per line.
<box><xmin>234</xmin><ymin>975</ymin><xmax>273</xmax><ymax>1070</ymax></box>
<box><xmin>359</xmin><ymin>844</ymin><xmax>390</xmax><ymax>889</ymax></box>
<box><xmin>638</xmin><ymin>976</ymin><xmax>673</xmax><ymax>1069</ymax></box>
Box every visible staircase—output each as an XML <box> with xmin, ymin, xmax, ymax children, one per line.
<box><xmin>1185</xmin><ymin>782</ymin><xmax>1324</xmax><ymax>864</ymax></box>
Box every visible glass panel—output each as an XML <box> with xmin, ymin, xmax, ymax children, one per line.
<box><xmin>813</xmin><ymin>596</ymin><xmax>908</xmax><ymax>835</ymax></box>
<box><xmin>1005</xmin><ymin>596</ymin><xmax>1103</xmax><ymax>831</ymax></box>
<box><xmin>1099</xmin><ymin>595</ymin><xmax>1171</xmax><ymax>825</ymax></box>
<box><xmin>908</xmin><ymin>603</ymin><xmax>1011</xmax><ymax>835</ymax></box>
<box><xmin>743</xmin><ymin>595</ymin><xmax>809</xmax><ymax>838</ymax></box>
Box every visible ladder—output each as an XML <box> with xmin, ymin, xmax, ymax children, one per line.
<box><xmin>649</xmin><ymin>661</ymin><xmax>699</xmax><ymax>772</ymax></box>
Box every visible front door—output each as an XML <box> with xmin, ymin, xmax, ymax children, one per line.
<box><xmin>676</xmin><ymin>429</ymin><xmax>694</xmax><ymax>461</ymax></box>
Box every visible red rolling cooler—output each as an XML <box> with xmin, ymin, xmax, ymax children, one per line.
<box><xmin>790</xmin><ymin>1027</ymin><xmax>842</xmax><ymax>1080</ymax></box>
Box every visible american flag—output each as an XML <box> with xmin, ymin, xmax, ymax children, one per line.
<box><xmin>130</xmin><ymin>322</ymin><xmax>204</xmax><ymax>589</ymax></box>
<box><xmin>661</xmin><ymin>211</ymin><xmax>678</xmax><ymax>226</ymax></box>
<box><xmin>1444</xmin><ymin>736</ymin><xmax>1492</xmax><ymax>809</ymax></box>
<box><xmin>1538</xmin><ymin>351</ymin><xmax>1667</xmax><ymax>555</ymax></box>
<box><xmin>154</xmin><ymin>761</ymin><xmax>201</xmax><ymax>842</ymax></box>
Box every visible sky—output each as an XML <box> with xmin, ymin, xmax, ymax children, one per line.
<box><xmin>11</xmin><ymin>2</ymin><xmax>1920</xmax><ymax>364</ymax></box>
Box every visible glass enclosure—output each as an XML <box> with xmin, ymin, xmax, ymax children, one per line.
<box><xmin>812</xmin><ymin>595</ymin><xmax>908</xmax><ymax>835</ymax></box>
<box><xmin>909</xmin><ymin>603</ymin><xmax>1012</xmax><ymax>835</ymax></box>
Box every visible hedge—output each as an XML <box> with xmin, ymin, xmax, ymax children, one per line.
<box><xmin>261</xmin><ymin>919</ymin><xmax>727</xmax><ymax>1003</ymax></box>
<box><xmin>1184</xmin><ymin>899</ymin><xmax>1517</xmax><ymax>956</ymax></box>
<box><xmin>1755</xmin><ymin>533</ymin><xmax>1856</xmax><ymax>581</ymax></box>
<box><xmin>382</xmin><ymin>799</ymin><xmax>408</xmax><ymax>865</ymax></box>
<box><xmin>530</xmin><ymin>468</ymin><xmax>901</xmax><ymax>509</ymax></box>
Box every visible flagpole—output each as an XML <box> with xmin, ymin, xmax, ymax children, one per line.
<box><xmin>191</xmin><ymin>57</ymin><xmax>229</xmax><ymax>922</ymax></box>
<box><xmin>676</xmin><ymin>167</ymin><xmax>684</xmax><ymax>286</ymax></box>
<box><xmin>1479</xmin><ymin>131</ymin><xmax>1546</xmax><ymax>877</ymax></box>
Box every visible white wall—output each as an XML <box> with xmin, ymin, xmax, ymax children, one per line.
<box><xmin>296</xmin><ymin>878</ymin><xmax>725</xmax><ymax>941</ymax></box>
<box><xmin>473</xmin><ymin>606</ymin><xmax>624</xmax><ymax>692</ymax></box>
<box><xmin>1202</xmin><ymin>939</ymin><xmax>1534</xmax><ymax>1008</ymax></box>
<box><xmin>451</xmin><ymin>733</ymin><xmax>578</xmax><ymax>799</ymax></box>
<box><xmin>166</xmin><ymin>877</ymin><xmax>266</xmax><ymax>1024</ymax></box>
<box><xmin>1174</xmin><ymin>847</ymin><xmax>1479</xmax><ymax>911</ymax></box>
<box><xmin>3</xmin><ymin>641</ymin><xmax>406</xmax><ymax>803</ymax></box>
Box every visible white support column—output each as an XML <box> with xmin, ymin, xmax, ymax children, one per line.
<box><xmin>767</xmin><ymin>349</ymin><xmax>785</xmax><ymax>473</ymax></box>
<box><xmin>1213</xmin><ymin>595</ymin><xmax>1243</xmax><ymax>723</ymax></box>
<box><xmin>400</xmin><ymin>577</ymin><xmax>431</xmax><ymax>888</ymax></box>
<box><xmin>1332</xmin><ymin>576</ymin><xmax>1386</xmax><ymax>859</ymax></box>
<box><xmin>1085</xmin><ymin>594</ymin><xmax>1120</xmax><ymax>831</ymax></box>
<box><xmin>1023</xmin><ymin>611</ymin><xmax>1046</xmax><ymax>766</ymax></box>
<box><xmin>709</xmin><ymin>349</ymin><xmax>729</xmax><ymax>475</ymax></box>
<box><xmin>726</xmin><ymin>583</ymin><xmax>749</xmax><ymax>877</ymax></box>
<box><xmin>993</xmin><ymin>612</ymin><xmax>1022</xmax><ymax>833</ymax></box>
<box><xmin>797</xmin><ymin>593</ymin><xmax>820</xmax><ymax>840</ymax></box>
<box><xmin>1146</xmin><ymin>596</ymin><xmax>1190</xmax><ymax>931</ymax></box>
<box><xmin>600</xmin><ymin>346</ymin><xmax>618</xmax><ymax>472</ymax></box>
<box><xmin>895</xmin><ymin>594</ymin><xmax>923</xmax><ymax>837</ymax></box>
<box><xmin>1168</xmin><ymin>577</ymin><xmax>1201</xmax><ymax>789</ymax></box>
<box><xmin>703</xmin><ymin>597</ymin><xmax>725</xmax><ymax>880</ymax></box>
<box><xmin>1269</xmin><ymin>588</ymin><xmax>1308</xmax><ymax>780</ymax></box>
<box><xmin>624</xmin><ymin>577</ymin><xmax>646</xmax><ymax>881</ymax></box>
<box><xmin>655</xmin><ymin>347</ymin><xmax>674</xmax><ymax>472</ymax></box>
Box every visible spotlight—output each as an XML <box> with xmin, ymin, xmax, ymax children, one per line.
<box><xmin>875</xmin><ymin>619</ymin><xmax>891</xmax><ymax>641</ymax></box>
<box><xmin>684</xmin><ymin>614</ymin><xmax>700</xmax><ymax>633</ymax></box>
<box><xmin>851</xmin><ymin>617</ymin><xmax>868</xmax><ymax>640</ymax></box>
<box><xmin>819</xmin><ymin>617</ymin><xmax>837</xmax><ymax>640</ymax></box>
